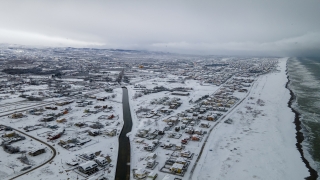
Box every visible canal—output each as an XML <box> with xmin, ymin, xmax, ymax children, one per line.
<box><xmin>115</xmin><ymin>87</ymin><xmax>132</xmax><ymax>180</ymax></box>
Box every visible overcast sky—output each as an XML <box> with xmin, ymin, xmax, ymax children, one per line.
<box><xmin>1</xmin><ymin>0</ymin><xmax>320</xmax><ymax>56</ymax></box>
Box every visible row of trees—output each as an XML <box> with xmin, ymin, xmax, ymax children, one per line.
<box><xmin>2</xmin><ymin>68</ymin><xmax>61</xmax><ymax>75</ymax></box>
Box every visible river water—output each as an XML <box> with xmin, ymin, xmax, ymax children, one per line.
<box><xmin>115</xmin><ymin>87</ymin><xmax>132</xmax><ymax>180</ymax></box>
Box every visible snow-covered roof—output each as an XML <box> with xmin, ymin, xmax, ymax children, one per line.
<box><xmin>95</xmin><ymin>156</ymin><xmax>106</xmax><ymax>162</ymax></box>
<box><xmin>135</xmin><ymin>168</ymin><xmax>146</xmax><ymax>175</ymax></box>
<box><xmin>79</xmin><ymin>161</ymin><xmax>97</xmax><ymax>170</ymax></box>
<box><xmin>171</xmin><ymin>163</ymin><xmax>184</xmax><ymax>169</ymax></box>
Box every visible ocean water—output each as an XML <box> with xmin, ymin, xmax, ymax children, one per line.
<box><xmin>287</xmin><ymin>57</ymin><xmax>320</xmax><ymax>173</ymax></box>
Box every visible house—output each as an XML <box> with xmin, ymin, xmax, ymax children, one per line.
<box><xmin>10</xmin><ymin>113</ymin><xmax>24</xmax><ymax>119</ymax></box>
<box><xmin>94</xmin><ymin>157</ymin><xmax>108</xmax><ymax>167</ymax></box>
<box><xmin>194</xmin><ymin>129</ymin><xmax>203</xmax><ymax>135</ymax></box>
<box><xmin>45</xmin><ymin>106</ymin><xmax>58</xmax><ymax>110</ymax></box>
<box><xmin>56</xmin><ymin>118</ymin><xmax>66</xmax><ymax>123</ymax></box>
<box><xmin>199</xmin><ymin>109</ymin><xmax>206</xmax><ymax>114</ymax></box>
<box><xmin>48</xmin><ymin>128</ymin><xmax>65</xmax><ymax>140</ymax></box>
<box><xmin>192</xmin><ymin>134</ymin><xmax>201</xmax><ymax>141</ymax></box>
<box><xmin>108</xmin><ymin>114</ymin><xmax>115</xmax><ymax>119</ymax></box>
<box><xmin>47</xmin><ymin>124</ymin><xmax>59</xmax><ymax>129</ymax></box>
<box><xmin>33</xmin><ymin>111</ymin><xmax>43</xmax><ymax>116</ymax></box>
<box><xmin>145</xmin><ymin>143</ymin><xmax>156</xmax><ymax>151</ymax></box>
<box><xmin>105</xmin><ymin>129</ymin><xmax>117</xmax><ymax>136</ymax></box>
<box><xmin>200</xmin><ymin>122</ymin><xmax>210</xmax><ymax>128</ymax></box>
<box><xmin>4</xmin><ymin>131</ymin><xmax>16</xmax><ymax>137</ymax></box>
<box><xmin>161</xmin><ymin>174</ymin><xmax>175</xmax><ymax>180</ymax></box>
<box><xmin>137</xmin><ymin>129</ymin><xmax>149</xmax><ymax>137</ymax></box>
<box><xmin>66</xmin><ymin>161</ymin><xmax>79</xmax><ymax>166</ymax></box>
<box><xmin>29</xmin><ymin>147</ymin><xmax>46</xmax><ymax>156</ymax></box>
<box><xmin>41</xmin><ymin>116</ymin><xmax>55</xmax><ymax>122</ymax></box>
<box><xmin>189</xmin><ymin>121</ymin><xmax>196</xmax><ymax>126</ymax></box>
<box><xmin>88</xmin><ymin>109</ymin><xmax>99</xmax><ymax>114</ymax></box>
<box><xmin>135</xmin><ymin>138</ymin><xmax>144</xmax><ymax>143</ymax></box>
<box><xmin>60</xmin><ymin>136</ymin><xmax>76</xmax><ymax>145</ymax></box>
<box><xmin>134</xmin><ymin>168</ymin><xmax>147</xmax><ymax>179</ymax></box>
<box><xmin>185</xmin><ymin>127</ymin><xmax>194</xmax><ymax>134</ymax></box>
<box><xmin>181</xmin><ymin>138</ymin><xmax>188</xmax><ymax>144</ymax></box>
<box><xmin>181</xmin><ymin>150</ymin><xmax>192</xmax><ymax>158</ymax></box>
<box><xmin>77</xmin><ymin>136</ymin><xmax>91</xmax><ymax>145</ymax></box>
<box><xmin>97</xmin><ymin>97</ymin><xmax>106</xmax><ymax>101</ymax></box>
<box><xmin>78</xmin><ymin>161</ymin><xmax>98</xmax><ymax>174</ymax></box>
<box><xmin>163</xmin><ymin>142</ymin><xmax>173</xmax><ymax>149</ymax></box>
<box><xmin>146</xmin><ymin>152</ymin><xmax>157</xmax><ymax>160</ymax></box>
<box><xmin>55</xmin><ymin>101</ymin><xmax>66</xmax><ymax>106</ymax></box>
<box><xmin>175</xmin><ymin>157</ymin><xmax>187</xmax><ymax>164</ymax></box>
<box><xmin>88</xmin><ymin>129</ymin><xmax>100</xmax><ymax>136</ymax></box>
<box><xmin>171</xmin><ymin>92</ymin><xmax>190</xmax><ymax>96</ymax></box>
<box><xmin>146</xmin><ymin>171</ymin><xmax>158</xmax><ymax>180</ymax></box>
<box><xmin>170</xmin><ymin>163</ymin><xmax>184</xmax><ymax>173</ymax></box>
<box><xmin>207</xmin><ymin>115</ymin><xmax>215</xmax><ymax>121</ymax></box>
<box><xmin>175</xmin><ymin>143</ymin><xmax>183</xmax><ymax>150</ymax></box>
<box><xmin>83</xmin><ymin>152</ymin><xmax>96</xmax><ymax>160</ymax></box>
<box><xmin>147</xmin><ymin>159</ymin><xmax>156</xmax><ymax>168</ymax></box>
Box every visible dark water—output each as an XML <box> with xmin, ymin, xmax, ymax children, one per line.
<box><xmin>115</xmin><ymin>87</ymin><xmax>132</xmax><ymax>180</ymax></box>
<box><xmin>287</xmin><ymin>57</ymin><xmax>320</xmax><ymax>173</ymax></box>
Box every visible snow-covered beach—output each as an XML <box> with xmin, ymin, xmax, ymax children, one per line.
<box><xmin>191</xmin><ymin>58</ymin><xmax>309</xmax><ymax>180</ymax></box>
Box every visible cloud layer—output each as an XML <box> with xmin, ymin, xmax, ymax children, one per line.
<box><xmin>0</xmin><ymin>0</ymin><xmax>320</xmax><ymax>56</ymax></box>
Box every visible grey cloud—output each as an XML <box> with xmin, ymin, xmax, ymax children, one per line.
<box><xmin>0</xmin><ymin>0</ymin><xmax>320</xmax><ymax>56</ymax></box>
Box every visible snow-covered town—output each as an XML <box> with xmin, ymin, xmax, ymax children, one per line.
<box><xmin>0</xmin><ymin>46</ymin><xmax>309</xmax><ymax>180</ymax></box>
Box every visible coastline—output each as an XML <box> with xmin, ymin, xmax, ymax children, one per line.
<box><xmin>191</xmin><ymin>58</ymin><xmax>309</xmax><ymax>179</ymax></box>
<box><xmin>124</xmin><ymin>58</ymin><xmax>311</xmax><ymax>180</ymax></box>
<box><xmin>285</xmin><ymin>64</ymin><xmax>318</xmax><ymax>180</ymax></box>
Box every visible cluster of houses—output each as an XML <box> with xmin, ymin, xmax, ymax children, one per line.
<box><xmin>59</xmin><ymin>135</ymin><xmax>92</xmax><ymax>149</ymax></box>
<box><xmin>76</xmin><ymin>151</ymin><xmax>111</xmax><ymax>175</ymax></box>
<box><xmin>131</xmin><ymin>75</ymin><xmax>257</xmax><ymax>179</ymax></box>
<box><xmin>9</xmin><ymin>112</ymin><xmax>26</xmax><ymax>119</ymax></box>
<box><xmin>0</xmin><ymin>127</ymin><xmax>47</xmax><ymax>157</ymax></box>
<box><xmin>1</xmin><ymin>131</ymin><xmax>26</xmax><ymax>145</ymax></box>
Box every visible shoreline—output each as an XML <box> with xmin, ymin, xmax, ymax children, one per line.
<box><xmin>285</xmin><ymin>63</ymin><xmax>318</xmax><ymax>180</ymax></box>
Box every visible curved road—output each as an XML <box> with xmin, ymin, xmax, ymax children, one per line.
<box><xmin>7</xmin><ymin>127</ymin><xmax>57</xmax><ymax>180</ymax></box>
<box><xmin>0</xmin><ymin>102</ymin><xmax>58</xmax><ymax>179</ymax></box>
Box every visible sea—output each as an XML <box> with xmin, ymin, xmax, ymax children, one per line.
<box><xmin>287</xmin><ymin>57</ymin><xmax>320</xmax><ymax>174</ymax></box>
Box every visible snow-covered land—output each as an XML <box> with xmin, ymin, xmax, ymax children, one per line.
<box><xmin>0</xmin><ymin>88</ymin><xmax>124</xmax><ymax>180</ymax></box>
<box><xmin>126</xmin><ymin>76</ymin><xmax>249</xmax><ymax>179</ymax></box>
<box><xmin>192</xmin><ymin>58</ymin><xmax>309</xmax><ymax>180</ymax></box>
<box><xmin>0</xmin><ymin>52</ymin><xmax>309</xmax><ymax>180</ymax></box>
<box><xmin>125</xmin><ymin>58</ymin><xmax>309</xmax><ymax>180</ymax></box>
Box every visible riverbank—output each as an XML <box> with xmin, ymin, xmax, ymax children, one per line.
<box><xmin>286</xmin><ymin>70</ymin><xmax>318</xmax><ymax>180</ymax></box>
<box><xmin>192</xmin><ymin>57</ymin><xmax>309</xmax><ymax>179</ymax></box>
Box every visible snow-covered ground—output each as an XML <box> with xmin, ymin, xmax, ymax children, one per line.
<box><xmin>0</xmin><ymin>57</ymin><xmax>307</xmax><ymax>180</ymax></box>
<box><xmin>0</xmin><ymin>88</ymin><xmax>124</xmax><ymax>180</ymax></box>
<box><xmin>126</xmin><ymin>75</ymin><xmax>251</xmax><ymax>179</ymax></box>
<box><xmin>192</xmin><ymin>58</ymin><xmax>309</xmax><ymax>180</ymax></box>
